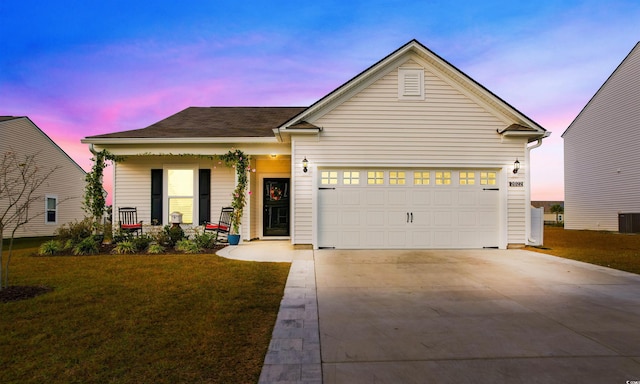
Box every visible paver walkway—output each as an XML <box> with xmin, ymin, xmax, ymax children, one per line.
<box><xmin>217</xmin><ymin>241</ymin><xmax>321</xmax><ymax>383</ymax></box>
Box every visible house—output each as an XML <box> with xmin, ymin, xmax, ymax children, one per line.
<box><xmin>531</xmin><ymin>201</ymin><xmax>564</xmax><ymax>224</ymax></box>
<box><xmin>1</xmin><ymin>116</ymin><xmax>86</xmax><ymax>238</ymax></box>
<box><xmin>562</xmin><ymin>42</ymin><xmax>640</xmax><ymax>232</ymax></box>
<box><xmin>82</xmin><ymin>40</ymin><xmax>549</xmax><ymax>249</ymax></box>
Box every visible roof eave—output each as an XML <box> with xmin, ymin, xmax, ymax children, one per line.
<box><xmin>81</xmin><ymin>136</ymin><xmax>279</xmax><ymax>145</ymax></box>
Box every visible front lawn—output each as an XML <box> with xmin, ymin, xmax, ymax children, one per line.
<box><xmin>528</xmin><ymin>226</ymin><xmax>640</xmax><ymax>274</ymax></box>
<box><xmin>0</xmin><ymin>244</ymin><xmax>290</xmax><ymax>384</ymax></box>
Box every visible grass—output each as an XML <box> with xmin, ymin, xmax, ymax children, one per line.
<box><xmin>0</xmin><ymin>241</ymin><xmax>291</xmax><ymax>384</ymax></box>
<box><xmin>527</xmin><ymin>226</ymin><xmax>640</xmax><ymax>274</ymax></box>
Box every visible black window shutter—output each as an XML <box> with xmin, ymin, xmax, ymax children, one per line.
<box><xmin>151</xmin><ymin>169</ymin><xmax>163</xmax><ymax>225</ymax></box>
<box><xmin>199</xmin><ymin>169</ymin><xmax>211</xmax><ymax>225</ymax></box>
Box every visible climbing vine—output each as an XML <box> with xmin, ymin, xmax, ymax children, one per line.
<box><xmin>83</xmin><ymin>149</ymin><xmax>122</xmax><ymax>229</ymax></box>
<box><xmin>219</xmin><ymin>149</ymin><xmax>250</xmax><ymax>234</ymax></box>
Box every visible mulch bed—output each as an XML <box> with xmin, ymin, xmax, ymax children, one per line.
<box><xmin>0</xmin><ymin>285</ymin><xmax>53</xmax><ymax>303</ymax></box>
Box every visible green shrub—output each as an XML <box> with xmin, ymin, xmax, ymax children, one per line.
<box><xmin>165</xmin><ymin>225</ymin><xmax>185</xmax><ymax>246</ymax></box>
<box><xmin>73</xmin><ymin>237</ymin><xmax>99</xmax><ymax>256</ymax></box>
<box><xmin>39</xmin><ymin>240</ymin><xmax>64</xmax><ymax>256</ymax></box>
<box><xmin>175</xmin><ymin>239</ymin><xmax>201</xmax><ymax>254</ymax></box>
<box><xmin>113</xmin><ymin>241</ymin><xmax>136</xmax><ymax>255</ymax></box>
<box><xmin>193</xmin><ymin>231</ymin><xmax>217</xmax><ymax>249</ymax></box>
<box><xmin>55</xmin><ymin>218</ymin><xmax>94</xmax><ymax>245</ymax></box>
<box><xmin>132</xmin><ymin>235</ymin><xmax>152</xmax><ymax>252</ymax></box>
<box><xmin>147</xmin><ymin>243</ymin><xmax>165</xmax><ymax>254</ymax></box>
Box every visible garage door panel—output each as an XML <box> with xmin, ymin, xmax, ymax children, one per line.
<box><xmin>341</xmin><ymin>190</ymin><xmax>362</xmax><ymax>205</ymax></box>
<box><xmin>434</xmin><ymin>191</ymin><xmax>453</xmax><ymax>206</ymax></box>
<box><xmin>366</xmin><ymin>231</ymin><xmax>386</xmax><ymax>247</ymax></box>
<box><xmin>411</xmin><ymin>190</ymin><xmax>432</xmax><ymax>206</ymax></box>
<box><xmin>366</xmin><ymin>190</ymin><xmax>385</xmax><ymax>205</ymax></box>
<box><xmin>366</xmin><ymin>211</ymin><xmax>386</xmax><ymax>226</ymax></box>
<box><xmin>388</xmin><ymin>190</ymin><xmax>407</xmax><ymax>205</ymax></box>
<box><xmin>458</xmin><ymin>191</ymin><xmax>477</xmax><ymax>206</ymax></box>
<box><xmin>318</xmin><ymin>169</ymin><xmax>500</xmax><ymax>249</ymax></box>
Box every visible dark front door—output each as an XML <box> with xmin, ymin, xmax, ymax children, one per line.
<box><xmin>263</xmin><ymin>178</ymin><xmax>290</xmax><ymax>236</ymax></box>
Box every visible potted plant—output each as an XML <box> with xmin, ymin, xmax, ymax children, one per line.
<box><xmin>220</xmin><ymin>149</ymin><xmax>250</xmax><ymax>245</ymax></box>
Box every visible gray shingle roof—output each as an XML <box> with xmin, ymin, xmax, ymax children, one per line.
<box><xmin>86</xmin><ymin>107</ymin><xmax>307</xmax><ymax>139</ymax></box>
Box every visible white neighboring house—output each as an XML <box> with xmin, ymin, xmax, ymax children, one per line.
<box><xmin>0</xmin><ymin>116</ymin><xmax>86</xmax><ymax>238</ymax></box>
<box><xmin>563</xmin><ymin>42</ymin><xmax>640</xmax><ymax>231</ymax></box>
<box><xmin>83</xmin><ymin>39</ymin><xmax>549</xmax><ymax>249</ymax></box>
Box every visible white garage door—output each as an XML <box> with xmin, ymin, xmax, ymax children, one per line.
<box><xmin>318</xmin><ymin>169</ymin><xmax>500</xmax><ymax>249</ymax></box>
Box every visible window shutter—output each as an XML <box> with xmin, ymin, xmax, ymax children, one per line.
<box><xmin>151</xmin><ymin>169</ymin><xmax>163</xmax><ymax>225</ymax></box>
<box><xmin>198</xmin><ymin>169</ymin><xmax>211</xmax><ymax>225</ymax></box>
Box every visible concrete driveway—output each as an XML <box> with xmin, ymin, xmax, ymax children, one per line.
<box><xmin>315</xmin><ymin>249</ymin><xmax>640</xmax><ymax>383</ymax></box>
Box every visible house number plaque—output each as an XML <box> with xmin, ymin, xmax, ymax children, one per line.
<box><xmin>509</xmin><ymin>181</ymin><xmax>524</xmax><ymax>187</ymax></box>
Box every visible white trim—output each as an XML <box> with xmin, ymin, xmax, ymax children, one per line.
<box><xmin>82</xmin><ymin>137</ymin><xmax>279</xmax><ymax>145</ymax></box>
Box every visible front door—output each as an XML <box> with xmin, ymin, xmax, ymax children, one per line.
<box><xmin>263</xmin><ymin>178</ymin><xmax>290</xmax><ymax>236</ymax></box>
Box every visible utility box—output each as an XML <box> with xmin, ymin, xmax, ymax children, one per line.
<box><xmin>618</xmin><ymin>213</ymin><xmax>640</xmax><ymax>233</ymax></box>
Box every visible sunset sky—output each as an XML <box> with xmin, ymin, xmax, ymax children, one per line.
<box><xmin>2</xmin><ymin>0</ymin><xmax>640</xmax><ymax>201</ymax></box>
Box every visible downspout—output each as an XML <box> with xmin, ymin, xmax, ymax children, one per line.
<box><xmin>89</xmin><ymin>143</ymin><xmax>98</xmax><ymax>156</ymax></box>
<box><xmin>526</xmin><ymin>135</ymin><xmax>548</xmax><ymax>245</ymax></box>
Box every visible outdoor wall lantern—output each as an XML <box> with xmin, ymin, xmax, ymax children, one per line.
<box><xmin>302</xmin><ymin>157</ymin><xmax>309</xmax><ymax>173</ymax></box>
<box><xmin>513</xmin><ymin>159</ymin><xmax>520</xmax><ymax>174</ymax></box>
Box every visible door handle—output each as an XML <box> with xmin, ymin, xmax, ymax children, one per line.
<box><xmin>411</xmin><ymin>212</ymin><xmax>413</xmax><ymax>223</ymax></box>
<box><xmin>407</xmin><ymin>212</ymin><xmax>409</xmax><ymax>223</ymax></box>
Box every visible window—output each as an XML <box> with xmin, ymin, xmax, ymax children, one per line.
<box><xmin>414</xmin><ymin>171</ymin><xmax>430</xmax><ymax>185</ymax></box>
<box><xmin>480</xmin><ymin>171</ymin><xmax>497</xmax><ymax>185</ymax></box>
<box><xmin>389</xmin><ymin>171</ymin><xmax>406</xmax><ymax>185</ymax></box>
<box><xmin>398</xmin><ymin>68</ymin><xmax>425</xmax><ymax>100</ymax></box>
<box><xmin>343</xmin><ymin>171</ymin><xmax>360</xmax><ymax>185</ymax></box>
<box><xmin>167</xmin><ymin>169</ymin><xmax>194</xmax><ymax>224</ymax></box>
<box><xmin>321</xmin><ymin>171</ymin><xmax>338</xmax><ymax>185</ymax></box>
<box><xmin>459</xmin><ymin>171</ymin><xmax>475</xmax><ymax>185</ymax></box>
<box><xmin>45</xmin><ymin>195</ymin><xmax>57</xmax><ymax>224</ymax></box>
<box><xmin>367</xmin><ymin>171</ymin><xmax>384</xmax><ymax>185</ymax></box>
<box><xmin>435</xmin><ymin>171</ymin><xmax>451</xmax><ymax>185</ymax></box>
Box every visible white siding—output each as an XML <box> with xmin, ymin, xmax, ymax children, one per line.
<box><xmin>291</xmin><ymin>56</ymin><xmax>530</xmax><ymax>247</ymax></box>
<box><xmin>0</xmin><ymin>117</ymin><xmax>86</xmax><ymax>238</ymax></box>
<box><xmin>114</xmin><ymin>156</ymin><xmax>235</xmax><ymax>229</ymax></box>
<box><xmin>563</xmin><ymin>43</ymin><xmax>640</xmax><ymax>230</ymax></box>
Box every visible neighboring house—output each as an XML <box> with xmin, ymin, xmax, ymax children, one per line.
<box><xmin>562</xmin><ymin>42</ymin><xmax>640</xmax><ymax>231</ymax></box>
<box><xmin>531</xmin><ymin>201</ymin><xmax>564</xmax><ymax>224</ymax></box>
<box><xmin>82</xmin><ymin>39</ymin><xmax>549</xmax><ymax>249</ymax></box>
<box><xmin>1</xmin><ymin>116</ymin><xmax>86</xmax><ymax>238</ymax></box>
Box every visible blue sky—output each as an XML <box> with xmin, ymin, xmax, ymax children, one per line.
<box><xmin>2</xmin><ymin>0</ymin><xmax>640</xmax><ymax>200</ymax></box>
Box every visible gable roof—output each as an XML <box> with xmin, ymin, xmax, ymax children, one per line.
<box><xmin>278</xmin><ymin>39</ymin><xmax>548</xmax><ymax>142</ymax></box>
<box><xmin>562</xmin><ymin>41</ymin><xmax>640</xmax><ymax>138</ymax></box>
<box><xmin>0</xmin><ymin>116</ymin><xmax>86</xmax><ymax>174</ymax></box>
<box><xmin>85</xmin><ymin>107</ymin><xmax>306</xmax><ymax>140</ymax></box>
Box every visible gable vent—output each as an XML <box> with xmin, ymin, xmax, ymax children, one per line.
<box><xmin>398</xmin><ymin>68</ymin><xmax>424</xmax><ymax>100</ymax></box>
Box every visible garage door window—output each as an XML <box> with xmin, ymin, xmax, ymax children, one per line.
<box><xmin>321</xmin><ymin>171</ymin><xmax>338</xmax><ymax>185</ymax></box>
<box><xmin>414</xmin><ymin>171</ymin><xmax>430</xmax><ymax>185</ymax></box>
<box><xmin>480</xmin><ymin>172</ymin><xmax>497</xmax><ymax>185</ymax></box>
<box><xmin>343</xmin><ymin>171</ymin><xmax>360</xmax><ymax>185</ymax></box>
<box><xmin>435</xmin><ymin>171</ymin><xmax>451</xmax><ymax>185</ymax></box>
<box><xmin>459</xmin><ymin>171</ymin><xmax>475</xmax><ymax>185</ymax></box>
<box><xmin>367</xmin><ymin>171</ymin><xmax>384</xmax><ymax>185</ymax></box>
<box><xmin>389</xmin><ymin>171</ymin><xmax>406</xmax><ymax>185</ymax></box>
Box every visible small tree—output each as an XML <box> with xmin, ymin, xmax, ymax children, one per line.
<box><xmin>83</xmin><ymin>149</ymin><xmax>120</xmax><ymax>232</ymax></box>
<box><xmin>0</xmin><ymin>151</ymin><xmax>60</xmax><ymax>289</ymax></box>
<box><xmin>550</xmin><ymin>204</ymin><xmax>564</xmax><ymax>222</ymax></box>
